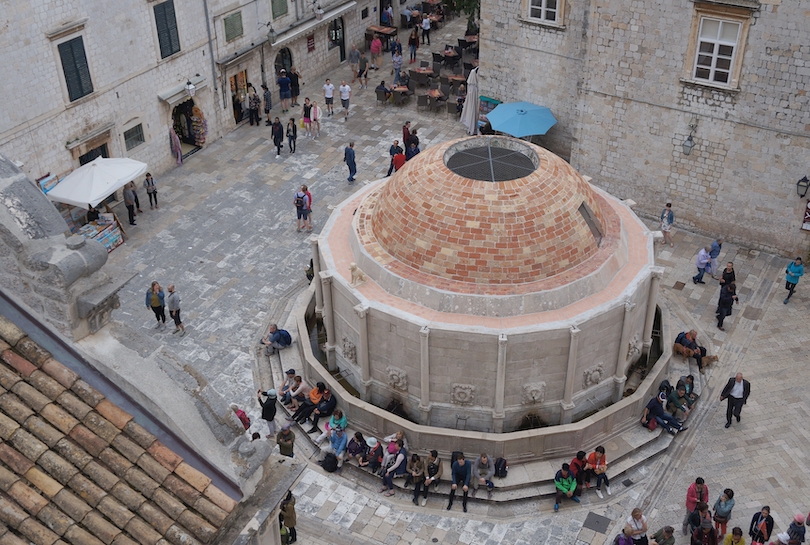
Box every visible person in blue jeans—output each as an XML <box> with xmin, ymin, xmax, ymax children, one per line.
<box><xmin>641</xmin><ymin>392</ymin><xmax>688</xmax><ymax>435</ymax></box>
<box><xmin>692</xmin><ymin>246</ymin><xmax>711</xmax><ymax>284</ymax></box>
<box><xmin>784</xmin><ymin>257</ymin><xmax>804</xmax><ymax>304</ymax></box>
<box><xmin>344</xmin><ymin>141</ymin><xmax>357</xmax><ymax>182</ymax></box>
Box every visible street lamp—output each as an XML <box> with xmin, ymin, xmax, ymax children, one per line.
<box><xmin>184</xmin><ymin>80</ymin><xmax>196</xmax><ymax>97</ymax></box>
<box><xmin>260</xmin><ymin>22</ymin><xmax>277</xmax><ymax>44</ymax></box>
<box><xmin>682</xmin><ymin>121</ymin><xmax>697</xmax><ymax>156</ymax></box>
<box><xmin>797</xmin><ymin>176</ymin><xmax>810</xmax><ymax>198</ymax></box>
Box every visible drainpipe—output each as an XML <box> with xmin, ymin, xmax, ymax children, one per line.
<box><xmin>201</xmin><ymin>0</ymin><xmax>222</xmax><ymax>108</ymax></box>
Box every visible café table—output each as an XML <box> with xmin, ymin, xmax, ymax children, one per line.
<box><xmin>366</xmin><ymin>25</ymin><xmax>398</xmax><ymax>51</ymax></box>
<box><xmin>427</xmin><ymin>89</ymin><xmax>445</xmax><ymax>100</ymax></box>
<box><xmin>415</xmin><ymin>67</ymin><xmax>434</xmax><ymax>76</ymax></box>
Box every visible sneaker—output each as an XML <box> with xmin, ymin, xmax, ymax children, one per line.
<box><xmin>784</xmin><ymin>298</ymin><xmax>789</xmax><ymax>304</ymax></box>
<box><xmin>421</xmin><ymin>498</ymin><xmax>427</xmax><ymax>506</ymax></box>
<box><xmin>572</xmin><ymin>496</ymin><xmax>580</xmax><ymax>503</ymax></box>
<box><xmin>173</xmin><ymin>329</ymin><xmax>181</xmax><ymax>334</ymax></box>
<box><xmin>446</xmin><ymin>504</ymin><xmax>452</xmax><ymax>511</ymax></box>
<box><xmin>462</xmin><ymin>505</ymin><xmax>467</xmax><ymax>513</ymax></box>
<box><xmin>155</xmin><ymin>323</ymin><xmax>161</xmax><ymax>329</ymax></box>
<box><xmin>470</xmin><ymin>488</ymin><xmax>476</xmax><ymax>498</ymax></box>
<box><xmin>736</xmin><ymin>415</ymin><xmax>740</xmax><ymax>422</ymax></box>
<box><xmin>307</xmin><ymin>427</ymin><xmax>318</xmax><ymax>434</ymax></box>
<box><xmin>180</xmin><ymin>331</ymin><xmax>186</xmax><ymax>337</ymax></box>
<box><xmin>596</xmin><ymin>489</ymin><xmax>603</xmax><ymax>499</ymax></box>
<box><xmin>606</xmin><ymin>485</ymin><xmax>612</xmax><ymax>496</ymax></box>
<box><xmin>554</xmin><ymin>503</ymin><xmax>559</xmax><ymax>512</ymax></box>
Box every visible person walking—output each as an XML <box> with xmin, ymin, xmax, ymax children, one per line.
<box><xmin>294</xmin><ymin>187</ymin><xmax>310</xmax><ymax>232</ymax></box>
<box><xmin>248</xmin><ymin>88</ymin><xmax>261</xmax><ymax>126</ymax></box>
<box><xmin>166</xmin><ymin>284</ymin><xmax>185</xmax><ymax>336</ymax></box>
<box><xmin>682</xmin><ymin>478</ymin><xmax>709</xmax><ymax>535</ymax></box>
<box><xmin>322</xmin><ymin>78</ymin><xmax>335</xmax><ymax>116</ymax></box>
<box><xmin>272</xmin><ymin>117</ymin><xmax>284</xmax><ymax>156</ymax></box>
<box><xmin>143</xmin><ymin>173</ymin><xmax>158</xmax><ymax>209</ymax></box>
<box><xmin>408</xmin><ymin>28</ymin><xmax>419</xmax><ymax>63</ymax></box>
<box><xmin>421</xmin><ymin>14</ymin><xmax>431</xmax><ymax>45</ymax></box>
<box><xmin>288</xmin><ymin>66</ymin><xmax>303</xmax><ymax>107</ymax></box>
<box><xmin>262</xmin><ymin>84</ymin><xmax>273</xmax><ymax>125</ymax></box>
<box><xmin>692</xmin><ymin>246</ymin><xmax>711</xmax><ymax>284</ymax></box>
<box><xmin>145</xmin><ymin>281</ymin><xmax>166</xmax><ymax>329</ymax></box>
<box><xmin>370</xmin><ymin>34</ymin><xmax>383</xmax><ymax>70</ymax></box>
<box><xmin>339</xmin><ymin>80</ymin><xmax>351</xmax><ymax>121</ymax></box>
<box><xmin>310</xmin><ymin>101</ymin><xmax>321</xmax><ymax>138</ymax></box>
<box><xmin>387</xmin><ymin>139</ymin><xmax>403</xmax><ymax>176</ymax></box>
<box><xmin>719</xmin><ymin>373</ymin><xmax>750</xmax><ymax>428</ymax></box>
<box><xmin>344</xmin><ymin>142</ymin><xmax>357</xmax><ymax>182</ymax></box>
<box><xmin>280</xmin><ymin>492</ymin><xmax>297</xmax><ymax>544</ymax></box>
<box><xmin>302</xmin><ymin>184</ymin><xmax>313</xmax><ymax>231</ymax></box>
<box><xmin>713</xmin><ymin>489</ymin><xmax>735</xmax><ymax>539</ymax></box>
<box><xmin>123</xmin><ymin>183</ymin><xmax>137</xmax><ymax>226</ymax></box>
<box><xmin>348</xmin><ymin>44</ymin><xmax>360</xmax><ymax>82</ymax></box>
<box><xmin>784</xmin><ymin>257</ymin><xmax>804</xmax><ymax>304</ymax></box>
<box><xmin>718</xmin><ymin>262</ymin><xmax>736</xmax><ymax>286</ymax></box>
<box><xmin>660</xmin><ymin>202</ymin><xmax>674</xmax><ymax>247</ymax></box>
<box><xmin>358</xmin><ymin>53</ymin><xmax>370</xmax><ymax>89</ymax></box>
<box><xmin>301</xmin><ymin>98</ymin><xmax>313</xmax><ymax>137</ymax></box>
<box><xmin>277</xmin><ymin>69</ymin><xmax>292</xmax><ymax>113</ymax></box>
<box><xmin>286</xmin><ymin>118</ymin><xmax>297</xmax><ymax>154</ymax></box>
<box><xmin>716</xmin><ymin>282</ymin><xmax>738</xmax><ymax>331</ymax></box>
<box><xmin>392</xmin><ymin>50</ymin><xmax>403</xmax><ymax>85</ymax></box>
<box><xmin>709</xmin><ymin>237</ymin><xmax>724</xmax><ymax>279</ymax></box>
<box><xmin>130</xmin><ymin>181</ymin><xmax>144</xmax><ymax>214</ymax></box>
<box><xmin>257</xmin><ymin>389</ymin><xmax>278</xmax><ymax>437</ymax></box>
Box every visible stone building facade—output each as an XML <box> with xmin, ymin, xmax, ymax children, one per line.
<box><xmin>0</xmin><ymin>0</ymin><xmax>378</xmax><ymax>200</ymax></box>
<box><xmin>478</xmin><ymin>0</ymin><xmax>810</xmax><ymax>256</ymax></box>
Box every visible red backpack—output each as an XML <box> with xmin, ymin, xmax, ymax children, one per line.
<box><xmin>236</xmin><ymin>409</ymin><xmax>251</xmax><ymax>430</ymax></box>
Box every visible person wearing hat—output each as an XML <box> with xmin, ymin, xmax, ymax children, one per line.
<box><xmin>786</xmin><ymin>513</ymin><xmax>806</xmax><ymax>544</ymax></box>
<box><xmin>258</xmin><ymin>389</ymin><xmax>278</xmax><ymax>437</ymax></box>
<box><xmin>641</xmin><ymin>391</ymin><xmax>688</xmax><ymax>435</ymax></box>
<box><xmin>276</xmin><ymin>423</ymin><xmax>296</xmax><ymax>458</ymax></box>
<box><xmin>279</xmin><ymin>369</ymin><xmax>297</xmax><ymax>404</ymax></box>
<box><xmin>771</xmin><ymin>533</ymin><xmax>791</xmax><ymax>545</ymax></box>
<box><xmin>359</xmin><ymin>437</ymin><xmax>383</xmax><ymax>473</ymax></box>
<box><xmin>319</xmin><ymin>425</ymin><xmax>347</xmax><ymax>468</ymax></box>
<box><xmin>692</xmin><ymin>517</ymin><xmax>719</xmax><ymax>545</ymax></box>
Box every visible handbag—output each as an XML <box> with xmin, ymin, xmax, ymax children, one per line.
<box><xmin>713</xmin><ymin>513</ymin><xmax>728</xmax><ymax>523</ymax></box>
<box><xmin>299</xmin><ymin>119</ymin><xmax>305</xmax><ymax>128</ymax></box>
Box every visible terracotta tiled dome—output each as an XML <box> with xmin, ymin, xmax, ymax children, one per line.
<box><xmin>368</xmin><ymin>137</ymin><xmax>606</xmax><ymax>285</ymax></box>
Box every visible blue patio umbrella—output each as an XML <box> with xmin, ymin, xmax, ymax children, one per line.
<box><xmin>486</xmin><ymin>101</ymin><xmax>557</xmax><ymax>138</ymax></box>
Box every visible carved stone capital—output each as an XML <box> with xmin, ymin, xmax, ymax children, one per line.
<box><xmin>354</xmin><ymin>304</ymin><xmax>368</xmax><ymax>319</ymax></box>
<box><xmin>319</xmin><ymin>271</ymin><xmax>333</xmax><ymax>286</ymax></box>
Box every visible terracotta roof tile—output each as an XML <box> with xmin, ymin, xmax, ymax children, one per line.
<box><xmin>1</xmin><ymin>351</ymin><xmax>37</xmax><ymax>378</ymax></box>
<box><xmin>66</xmin><ymin>474</ymin><xmax>106</xmax><ymax>507</ymax></box>
<box><xmin>39</xmin><ymin>360</ymin><xmax>78</xmax><ymax>390</ymax></box>
<box><xmin>81</xmin><ymin>414</ymin><xmax>118</xmax><ymax>445</ymax></box>
<box><xmin>0</xmin><ymin>492</ymin><xmax>29</xmax><ymax>527</ymax></box>
<box><xmin>162</xmin><ymin>525</ymin><xmax>201</xmax><ymax>545</ymax></box>
<box><xmin>8</xmin><ymin>480</ymin><xmax>48</xmax><ymax>515</ymax></box>
<box><xmin>110</xmin><ymin>534</ymin><xmax>139</xmax><ymax>545</ymax></box>
<box><xmin>13</xmin><ymin>339</ymin><xmax>50</xmax><ymax>367</ymax></box>
<box><xmin>34</xmin><ymin>504</ymin><xmax>74</xmax><ymax>536</ymax></box>
<box><xmin>160</xmin><ymin>477</ymin><xmax>198</xmax><ymax>506</ymax></box>
<box><xmin>0</xmin><ymin>443</ymin><xmax>34</xmax><ymax>474</ymax></box>
<box><xmin>136</xmin><ymin>503</ymin><xmax>173</xmax><ymax>535</ymax></box>
<box><xmin>63</xmin><ymin>524</ymin><xmax>105</xmax><ymax>545</ymax></box>
<box><xmin>122</xmin><ymin>469</ymin><xmax>158</xmax><ymax>499</ymax></box>
<box><xmin>11</xmin><ymin>383</ymin><xmax>50</xmax><ymax>412</ymax></box>
<box><xmin>81</xmin><ymin>511</ymin><xmax>120</xmax><ymax>544</ymax></box>
<box><xmin>38</xmin><ymin>451</ymin><xmax>80</xmax><ymax>484</ymax></box>
<box><xmin>52</xmin><ymin>489</ymin><xmax>91</xmax><ymax>522</ymax></box>
<box><xmin>135</xmin><ymin>457</ymin><xmax>169</xmax><ymax>485</ymax></box>
<box><xmin>68</xmin><ymin>426</ymin><xmax>106</xmax><ymax>457</ymax></box>
<box><xmin>109</xmin><ymin>483</ymin><xmax>145</xmax><ymax>512</ymax></box>
<box><xmin>144</xmin><ymin>444</ymin><xmax>180</xmax><ymax>473</ymax></box>
<box><xmin>109</xmin><ymin>437</ymin><xmax>144</xmax><ymax>464</ymax></box>
<box><xmin>82</xmin><ymin>462</ymin><xmax>119</xmax><ymax>492</ymax></box>
<box><xmin>69</xmin><ymin>383</ymin><xmax>103</xmax><ymax>410</ymax></box>
<box><xmin>27</xmin><ymin>372</ymin><xmax>66</xmax><ymax>401</ymax></box>
<box><xmin>171</xmin><ymin>465</ymin><xmax>209</xmax><ymax>494</ymax></box>
<box><xmin>149</xmin><ymin>491</ymin><xmax>183</xmax><ymax>521</ymax></box>
<box><xmin>40</xmin><ymin>405</ymin><xmax>80</xmax><ymax>435</ymax></box>
<box><xmin>24</xmin><ymin>468</ymin><xmax>63</xmax><ymax>498</ymax></box>
<box><xmin>0</xmin><ymin>412</ymin><xmax>20</xmax><ymax>440</ymax></box>
<box><xmin>98</xmin><ymin>449</ymin><xmax>132</xmax><ymax>479</ymax></box>
<box><xmin>96</xmin><ymin>497</ymin><xmax>135</xmax><ymax>529</ymax></box>
<box><xmin>175</xmin><ymin>512</ymin><xmax>215</xmax><ymax>544</ymax></box>
<box><xmin>0</xmin><ymin>466</ymin><xmax>19</xmax><ymax>492</ymax></box>
<box><xmin>0</xmin><ymin>366</ymin><xmax>22</xmax><ymax>391</ymax></box>
<box><xmin>120</xmin><ymin>424</ymin><xmax>155</xmax><ymax>452</ymax></box>
<box><xmin>0</xmin><ymin>528</ymin><xmax>30</xmax><ymax>545</ymax></box>
<box><xmin>123</xmin><ymin>517</ymin><xmax>162</xmax><ymax>545</ymax></box>
<box><xmin>24</xmin><ymin>417</ymin><xmax>65</xmax><ymax>448</ymax></box>
<box><xmin>93</xmin><ymin>403</ymin><xmax>131</xmax><ymax>431</ymax></box>
<box><xmin>56</xmin><ymin>394</ymin><xmax>93</xmax><ymax>422</ymax></box>
<box><xmin>53</xmin><ymin>439</ymin><xmax>93</xmax><ymax>470</ymax></box>
<box><xmin>17</xmin><ymin>517</ymin><xmax>59</xmax><ymax>545</ymax></box>
<box><xmin>10</xmin><ymin>428</ymin><xmax>49</xmax><ymax>462</ymax></box>
<box><xmin>0</xmin><ymin>393</ymin><xmax>35</xmax><ymax>423</ymax></box>
<box><xmin>191</xmin><ymin>498</ymin><xmax>226</xmax><ymax>527</ymax></box>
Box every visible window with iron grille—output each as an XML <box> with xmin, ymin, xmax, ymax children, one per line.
<box><xmin>272</xmin><ymin>0</ymin><xmax>288</xmax><ymax>19</ymax></box>
<box><xmin>124</xmin><ymin>124</ymin><xmax>145</xmax><ymax>151</ymax></box>
<box><xmin>154</xmin><ymin>0</ymin><xmax>181</xmax><ymax>59</ymax></box>
<box><xmin>58</xmin><ymin>36</ymin><xmax>94</xmax><ymax>102</ymax></box>
<box><xmin>224</xmin><ymin>12</ymin><xmax>243</xmax><ymax>42</ymax></box>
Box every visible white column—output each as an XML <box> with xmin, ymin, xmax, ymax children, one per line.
<box><xmin>319</xmin><ymin>272</ymin><xmax>337</xmax><ymax>370</ymax></box>
<box><xmin>642</xmin><ymin>267</ymin><xmax>665</xmax><ymax>354</ymax></box>
<box><xmin>493</xmin><ymin>333</ymin><xmax>507</xmax><ymax>433</ymax></box>
<box><xmin>612</xmin><ymin>301</ymin><xmax>636</xmax><ymax>403</ymax></box>
<box><xmin>418</xmin><ymin>326</ymin><xmax>431</xmax><ymax>424</ymax></box>
<box><xmin>310</xmin><ymin>236</ymin><xmax>323</xmax><ymax>316</ymax></box>
<box><xmin>560</xmin><ymin>325</ymin><xmax>580</xmax><ymax>424</ymax></box>
<box><xmin>354</xmin><ymin>304</ymin><xmax>371</xmax><ymax>401</ymax></box>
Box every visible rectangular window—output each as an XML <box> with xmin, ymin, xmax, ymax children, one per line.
<box><xmin>124</xmin><ymin>124</ymin><xmax>145</xmax><ymax>151</ymax></box>
<box><xmin>362</xmin><ymin>7</ymin><xmax>369</xmax><ymax>19</ymax></box>
<box><xmin>154</xmin><ymin>0</ymin><xmax>181</xmax><ymax>59</ymax></box>
<box><xmin>272</xmin><ymin>0</ymin><xmax>288</xmax><ymax>19</ymax></box>
<box><xmin>529</xmin><ymin>0</ymin><xmax>558</xmax><ymax>22</ymax></box>
<box><xmin>224</xmin><ymin>12</ymin><xmax>243</xmax><ymax>42</ymax></box>
<box><xmin>693</xmin><ymin>17</ymin><xmax>740</xmax><ymax>84</ymax></box>
<box><xmin>58</xmin><ymin>36</ymin><xmax>93</xmax><ymax>102</ymax></box>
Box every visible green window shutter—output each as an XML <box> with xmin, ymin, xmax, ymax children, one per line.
<box><xmin>155</xmin><ymin>0</ymin><xmax>181</xmax><ymax>58</ymax></box>
<box><xmin>271</xmin><ymin>0</ymin><xmax>288</xmax><ymax>19</ymax></box>
<box><xmin>58</xmin><ymin>37</ymin><xmax>93</xmax><ymax>102</ymax></box>
<box><xmin>224</xmin><ymin>12</ymin><xmax>243</xmax><ymax>42</ymax></box>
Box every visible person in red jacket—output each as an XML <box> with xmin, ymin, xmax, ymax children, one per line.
<box><xmin>683</xmin><ymin>477</ymin><xmax>709</xmax><ymax>535</ymax></box>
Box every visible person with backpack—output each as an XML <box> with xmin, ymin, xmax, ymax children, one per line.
<box><xmin>319</xmin><ymin>425</ymin><xmax>347</xmax><ymax>470</ymax></box>
<box><xmin>257</xmin><ymin>389</ymin><xmax>278</xmax><ymax>437</ymax></box>
<box><xmin>471</xmin><ymin>453</ymin><xmax>495</xmax><ymax>500</ymax></box>
<box><xmin>262</xmin><ymin>324</ymin><xmax>292</xmax><ymax>355</ymax></box>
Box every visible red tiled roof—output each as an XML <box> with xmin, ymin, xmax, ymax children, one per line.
<box><xmin>0</xmin><ymin>328</ymin><xmax>236</xmax><ymax>545</ymax></box>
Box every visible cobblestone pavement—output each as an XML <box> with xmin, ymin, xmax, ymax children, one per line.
<box><xmin>105</xmin><ymin>15</ymin><xmax>810</xmax><ymax>544</ymax></box>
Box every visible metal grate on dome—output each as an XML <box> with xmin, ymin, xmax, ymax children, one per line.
<box><xmin>445</xmin><ymin>141</ymin><xmax>537</xmax><ymax>182</ymax></box>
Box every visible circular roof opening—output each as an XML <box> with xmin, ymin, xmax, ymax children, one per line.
<box><xmin>444</xmin><ymin>137</ymin><xmax>538</xmax><ymax>182</ymax></box>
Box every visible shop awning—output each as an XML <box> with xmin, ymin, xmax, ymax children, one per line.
<box><xmin>157</xmin><ymin>74</ymin><xmax>208</xmax><ymax>106</ymax></box>
<box><xmin>272</xmin><ymin>1</ymin><xmax>357</xmax><ymax>48</ymax></box>
<box><xmin>216</xmin><ymin>40</ymin><xmax>268</xmax><ymax>68</ymax></box>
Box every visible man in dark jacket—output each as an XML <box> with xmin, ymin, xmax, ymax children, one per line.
<box><xmin>258</xmin><ymin>389</ymin><xmax>277</xmax><ymax>436</ymax></box>
<box><xmin>715</xmin><ymin>282</ymin><xmax>738</xmax><ymax>331</ymax></box>
<box><xmin>308</xmin><ymin>389</ymin><xmax>337</xmax><ymax>433</ymax></box>
<box><xmin>719</xmin><ymin>373</ymin><xmax>750</xmax><ymax>428</ymax></box>
<box><xmin>447</xmin><ymin>453</ymin><xmax>471</xmax><ymax>512</ymax></box>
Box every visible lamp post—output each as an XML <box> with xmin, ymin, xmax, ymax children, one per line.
<box><xmin>797</xmin><ymin>176</ymin><xmax>810</xmax><ymax>198</ymax></box>
<box><xmin>184</xmin><ymin>80</ymin><xmax>196</xmax><ymax>97</ymax></box>
<box><xmin>682</xmin><ymin>121</ymin><xmax>698</xmax><ymax>156</ymax></box>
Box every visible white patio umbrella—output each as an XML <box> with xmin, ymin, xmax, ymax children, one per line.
<box><xmin>46</xmin><ymin>157</ymin><xmax>148</xmax><ymax>209</ymax></box>
<box><xmin>460</xmin><ymin>67</ymin><xmax>480</xmax><ymax>136</ymax></box>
